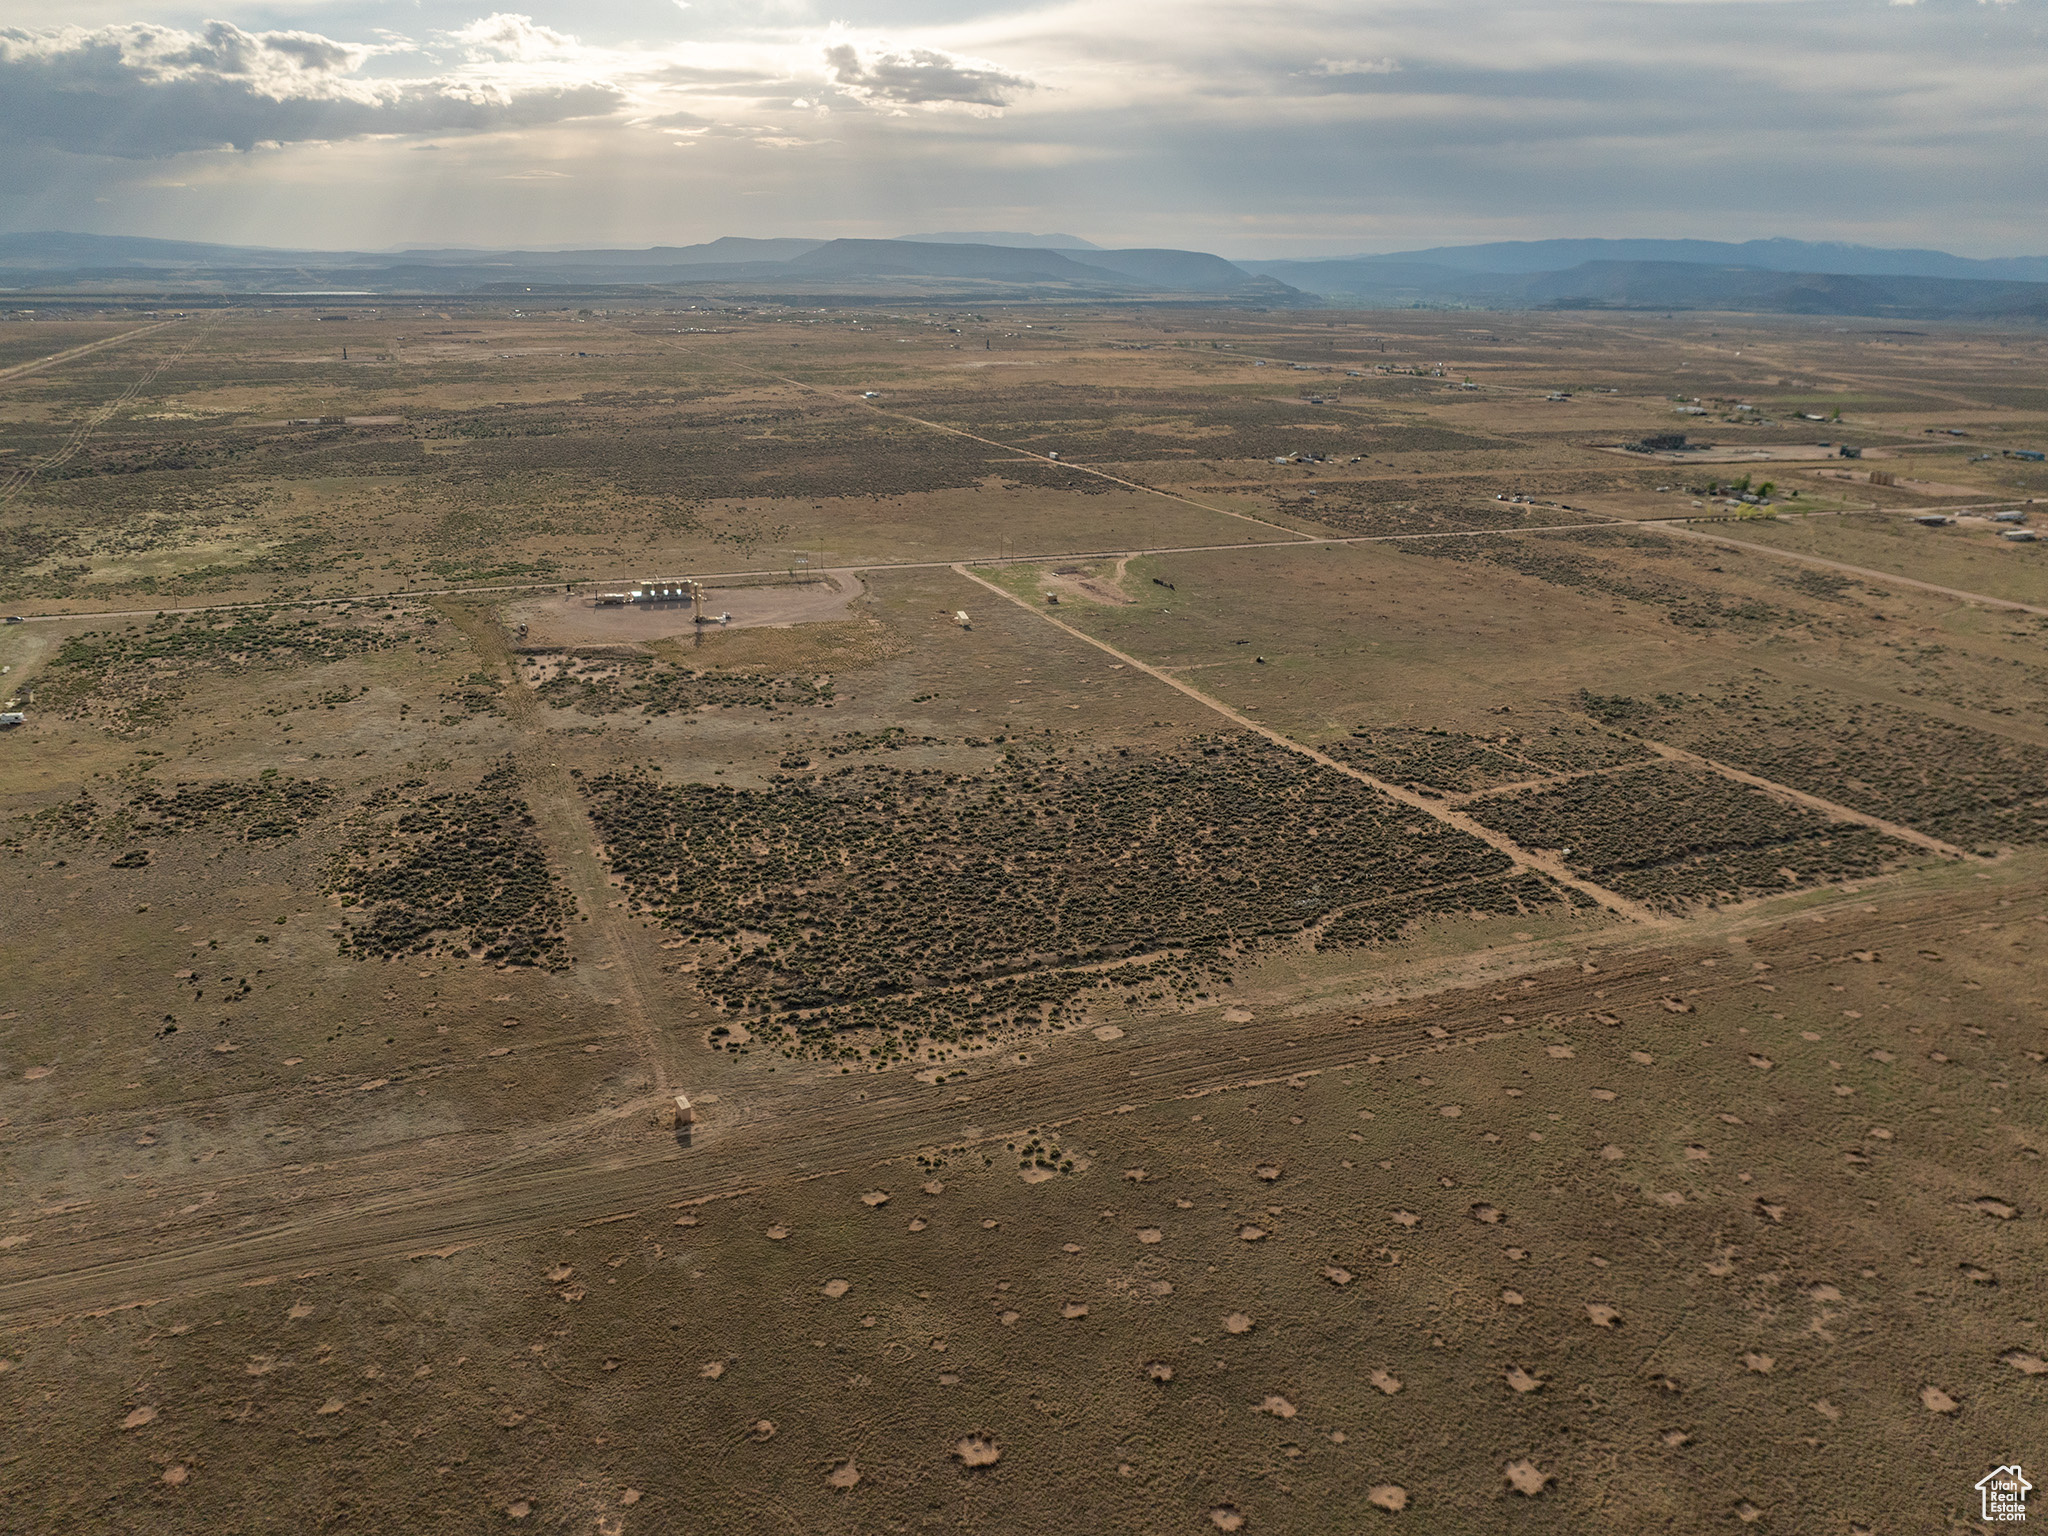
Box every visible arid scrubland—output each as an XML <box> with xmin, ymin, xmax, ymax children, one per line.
<box><xmin>2</xmin><ymin>301</ymin><xmax>2044</xmax><ymax>1532</ymax></box>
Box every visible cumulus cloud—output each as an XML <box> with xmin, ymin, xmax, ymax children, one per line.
<box><xmin>447</xmin><ymin>13</ymin><xmax>577</xmax><ymax>63</ymax></box>
<box><xmin>6</xmin><ymin>0</ymin><xmax>2042</xmax><ymax>259</ymax></box>
<box><xmin>0</xmin><ymin>19</ymin><xmax>621</xmax><ymax>158</ymax></box>
<box><xmin>822</xmin><ymin>41</ymin><xmax>1034</xmax><ymax>110</ymax></box>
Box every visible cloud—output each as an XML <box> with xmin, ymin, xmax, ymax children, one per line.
<box><xmin>639</xmin><ymin>109</ymin><xmax>715</xmax><ymax>131</ymax></box>
<box><xmin>822</xmin><ymin>41</ymin><xmax>1034</xmax><ymax>110</ymax></box>
<box><xmin>0</xmin><ymin>19</ymin><xmax>622</xmax><ymax>158</ymax></box>
<box><xmin>639</xmin><ymin>107</ymin><xmax>821</xmax><ymax>150</ymax></box>
<box><xmin>1305</xmin><ymin>57</ymin><xmax>1401</xmax><ymax>77</ymax></box>
<box><xmin>447</xmin><ymin>13</ymin><xmax>577</xmax><ymax>64</ymax></box>
<box><xmin>5</xmin><ymin>0</ymin><xmax>2044</xmax><ymax>262</ymax></box>
<box><xmin>645</xmin><ymin>62</ymin><xmax>803</xmax><ymax>90</ymax></box>
<box><xmin>0</xmin><ymin>14</ymin><xmax>1042</xmax><ymax>169</ymax></box>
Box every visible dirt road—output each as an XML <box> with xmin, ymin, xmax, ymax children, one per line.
<box><xmin>13</xmin><ymin>510</ymin><xmax>2037</xmax><ymax>625</ymax></box>
<box><xmin>0</xmin><ymin>319</ymin><xmax>209</xmax><ymax>509</ymax></box>
<box><xmin>2</xmin><ymin>890</ymin><xmax>1988</xmax><ymax>1329</ymax></box>
<box><xmin>1661</xmin><ymin>521</ymin><xmax>2048</xmax><ymax>616</ymax></box>
<box><xmin>954</xmin><ymin>563</ymin><xmax>1660</xmax><ymax>924</ymax></box>
<box><xmin>434</xmin><ymin>599</ymin><xmax>680</xmax><ymax>1098</ymax></box>
<box><xmin>0</xmin><ymin>319</ymin><xmax>181</xmax><ymax>389</ymax></box>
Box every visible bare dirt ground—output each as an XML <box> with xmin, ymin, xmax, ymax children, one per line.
<box><xmin>1815</xmin><ymin>467</ymin><xmax>2001</xmax><ymax>498</ymax></box>
<box><xmin>3</xmin><ymin>875</ymin><xmax>2042</xmax><ymax>1533</ymax></box>
<box><xmin>1</xmin><ymin>302</ymin><xmax>2044</xmax><ymax>1533</ymax></box>
<box><xmin>505</xmin><ymin>573</ymin><xmax>864</xmax><ymax>646</ymax></box>
<box><xmin>1039</xmin><ymin>561</ymin><xmax>1136</xmax><ymax>606</ymax></box>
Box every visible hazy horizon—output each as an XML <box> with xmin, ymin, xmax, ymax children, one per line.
<box><xmin>12</xmin><ymin>229</ymin><xmax>2048</xmax><ymax>267</ymax></box>
<box><xmin>0</xmin><ymin>0</ymin><xmax>2042</xmax><ymax>259</ymax></box>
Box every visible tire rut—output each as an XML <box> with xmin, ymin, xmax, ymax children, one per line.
<box><xmin>3</xmin><ymin>888</ymin><xmax>1998</xmax><ymax>1328</ymax></box>
<box><xmin>433</xmin><ymin>599</ymin><xmax>678</xmax><ymax>1094</ymax></box>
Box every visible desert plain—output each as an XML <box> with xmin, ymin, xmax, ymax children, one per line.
<box><xmin>1</xmin><ymin>300</ymin><xmax>2045</xmax><ymax>1532</ymax></box>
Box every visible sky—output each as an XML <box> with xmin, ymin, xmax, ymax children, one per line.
<box><xmin>0</xmin><ymin>0</ymin><xmax>2043</xmax><ymax>258</ymax></box>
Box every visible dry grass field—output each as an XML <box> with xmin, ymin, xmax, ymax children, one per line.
<box><xmin>2</xmin><ymin>299</ymin><xmax>2044</xmax><ymax>1533</ymax></box>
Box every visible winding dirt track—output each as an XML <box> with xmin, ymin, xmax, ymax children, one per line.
<box><xmin>0</xmin><ymin>888</ymin><xmax>1995</xmax><ymax>1330</ymax></box>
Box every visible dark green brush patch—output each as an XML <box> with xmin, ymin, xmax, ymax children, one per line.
<box><xmin>581</xmin><ymin>735</ymin><xmax>1578</xmax><ymax>1059</ymax></box>
<box><xmin>895</xmin><ymin>384</ymin><xmax>1513</xmax><ymax>462</ymax></box>
<box><xmin>442</xmin><ymin>669</ymin><xmax>507</xmax><ymax>717</ymax></box>
<box><xmin>1329</xmin><ymin>725</ymin><xmax>1652</xmax><ymax>796</ymax></box>
<box><xmin>1463</xmin><ymin>761</ymin><xmax>1914</xmax><ymax>910</ymax></box>
<box><xmin>6</xmin><ymin>771</ymin><xmax>338</xmax><ymax>849</ymax></box>
<box><xmin>326</xmin><ymin>761</ymin><xmax>575</xmax><ymax>968</ymax></box>
<box><xmin>1409</xmin><ymin>530</ymin><xmax>1809</xmax><ymax>631</ymax></box>
<box><xmin>1582</xmin><ymin>685</ymin><xmax>2048</xmax><ymax>853</ymax></box>
<box><xmin>521</xmin><ymin>649</ymin><xmax>834</xmax><ymax>717</ymax></box>
<box><xmin>128</xmin><ymin>773</ymin><xmax>339</xmax><ymax>841</ymax></box>
<box><xmin>29</xmin><ymin>611</ymin><xmax>399</xmax><ymax>732</ymax></box>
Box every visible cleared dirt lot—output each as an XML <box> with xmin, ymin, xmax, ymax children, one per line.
<box><xmin>505</xmin><ymin>573</ymin><xmax>865</xmax><ymax>646</ymax></box>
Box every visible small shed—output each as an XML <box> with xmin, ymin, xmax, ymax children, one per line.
<box><xmin>673</xmin><ymin>1093</ymin><xmax>696</xmax><ymax>1126</ymax></box>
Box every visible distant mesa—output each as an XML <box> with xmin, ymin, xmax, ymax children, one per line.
<box><xmin>0</xmin><ymin>230</ymin><xmax>1305</xmax><ymax>303</ymax></box>
<box><xmin>1236</xmin><ymin>235</ymin><xmax>2048</xmax><ymax>319</ymax></box>
<box><xmin>1245</xmin><ymin>234</ymin><xmax>2048</xmax><ymax>283</ymax></box>
<box><xmin>897</xmin><ymin>230</ymin><xmax>1102</xmax><ymax>249</ymax></box>
<box><xmin>789</xmin><ymin>238</ymin><xmax>1103</xmax><ymax>281</ymax></box>
<box><xmin>10</xmin><ymin>226</ymin><xmax>2045</xmax><ymax>318</ymax></box>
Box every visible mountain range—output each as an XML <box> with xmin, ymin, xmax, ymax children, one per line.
<box><xmin>3</xmin><ymin>231</ymin><xmax>2047</xmax><ymax>318</ymax></box>
<box><xmin>1236</xmin><ymin>252</ymin><xmax>2048</xmax><ymax>320</ymax></box>
<box><xmin>1239</xmin><ymin>236</ymin><xmax>2048</xmax><ymax>285</ymax></box>
<box><xmin>0</xmin><ymin>232</ymin><xmax>1300</xmax><ymax>303</ymax></box>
